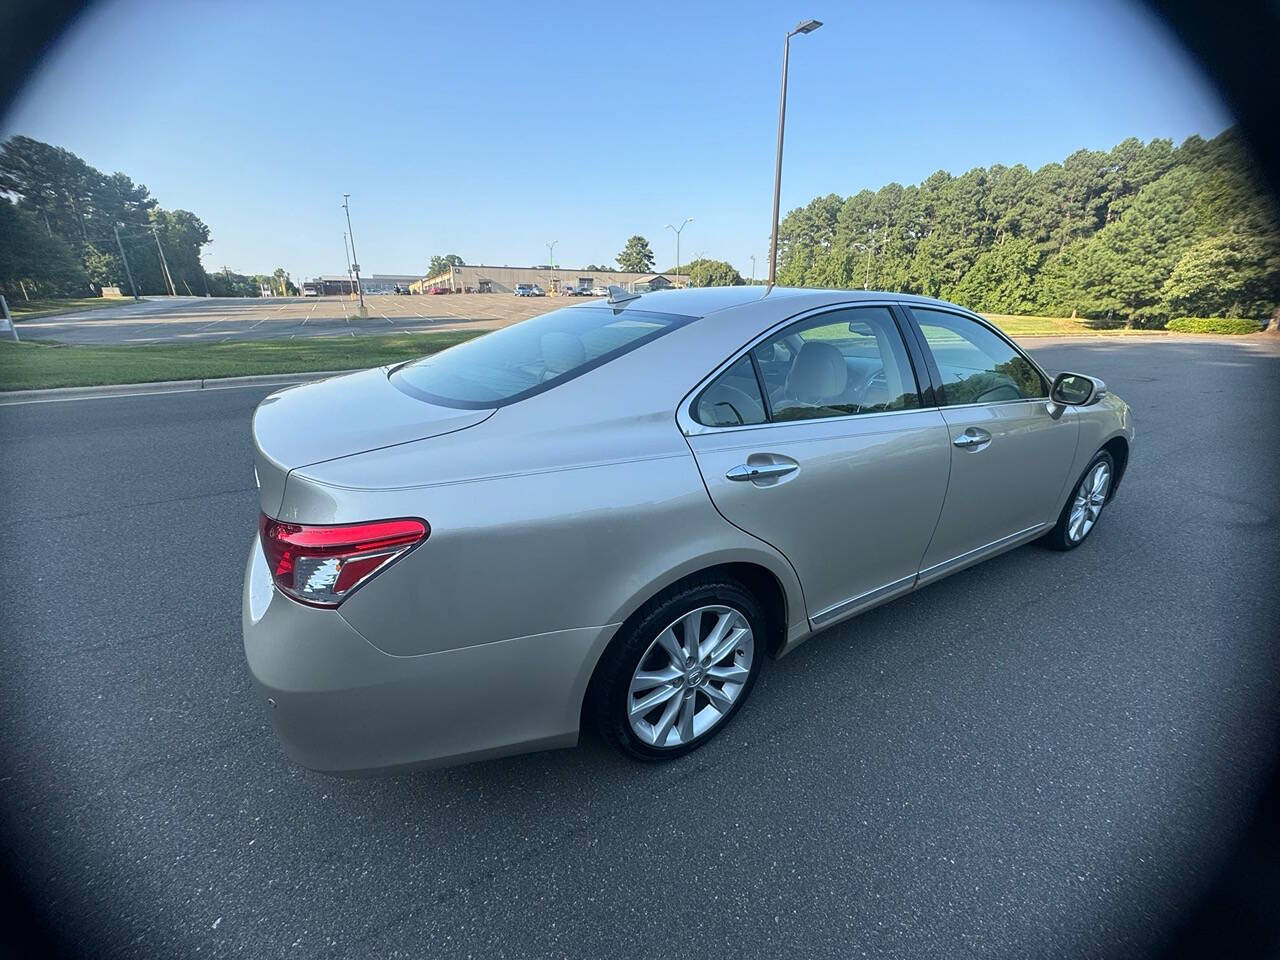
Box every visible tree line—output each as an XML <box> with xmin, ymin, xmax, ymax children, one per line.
<box><xmin>617</xmin><ymin>237</ymin><xmax>747</xmax><ymax>287</ymax></box>
<box><xmin>776</xmin><ymin>127</ymin><xmax>1279</xmax><ymax>327</ymax></box>
<box><xmin>0</xmin><ymin>136</ymin><xmax>288</xmax><ymax>301</ymax></box>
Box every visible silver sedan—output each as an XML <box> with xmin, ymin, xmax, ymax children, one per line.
<box><xmin>243</xmin><ymin>287</ymin><xmax>1133</xmax><ymax>774</ymax></box>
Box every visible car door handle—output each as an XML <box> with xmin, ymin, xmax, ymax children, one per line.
<box><xmin>726</xmin><ymin>462</ymin><xmax>798</xmax><ymax>482</ymax></box>
<box><xmin>953</xmin><ymin>428</ymin><xmax>992</xmax><ymax>449</ymax></box>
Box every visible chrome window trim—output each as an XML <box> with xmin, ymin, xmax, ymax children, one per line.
<box><xmin>681</xmin><ymin>402</ymin><xmax>943</xmax><ymax>438</ymax></box>
<box><xmin>686</xmin><ymin>395</ymin><xmax>1054</xmax><ymax>441</ymax></box>
<box><xmin>677</xmin><ymin>298</ymin><xmax>925</xmax><ymax>437</ymax></box>
<box><xmin>932</xmin><ymin>396</ymin><xmax>1057</xmax><ymax>413</ymax></box>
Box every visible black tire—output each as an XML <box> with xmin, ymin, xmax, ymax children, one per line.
<box><xmin>1043</xmin><ymin>449</ymin><xmax>1115</xmax><ymax>551</ymax></box>
<box><xmin>591</xmin><ymin>575</ymin><xmax>766</xmax><ymax>762</ymax></box>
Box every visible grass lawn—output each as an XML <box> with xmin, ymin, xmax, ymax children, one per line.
<box><xmin>0</xmin><ymin>308</ymin><xmax>1211</xmax><ymax>392</ymax></box>
<box><xmin>982</xmin><ymin>313</ymin><xmax>1159</xmax><ymax>337</ymax></box>
<box><xmin>6</xmin><ymin>297</ymin><xmax>132</xmax><ymax>321</ymax></box>
<box><xmin>0</xmin><ymin>331</ymin><xmax>481</xmax><ymax>391</ymax></box>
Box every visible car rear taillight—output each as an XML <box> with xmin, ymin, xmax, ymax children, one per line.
<box><xmin>259</xmin><ymin>513</ymin><xmax>428</xmax><ymax>607</ymax></box>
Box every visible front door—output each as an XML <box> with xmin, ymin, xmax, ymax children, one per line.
<box><xmin>907</xmin><ymin>306</ymin><xmax>1079</xmax><ymax>582</ymax></box>
<box><xmin>684</xmin><ymin>305</ymin><xmax>952</xmax><ymax>627</ymax></box>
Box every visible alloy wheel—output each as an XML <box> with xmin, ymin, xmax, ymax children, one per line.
<box><xmin>1068</xmin><ymin>460</ymin><xmax>1111</xmax><ymax>542</ymax></box>
<box><xmin>627</xmin><ymin>605</ymin><xmax>755</xmax><ymax>748</ymax></box>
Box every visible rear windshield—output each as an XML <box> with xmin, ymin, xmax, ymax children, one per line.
<box><xmin>390</xmin><ymin>305</ymin><xmax>696</xmax><ymax>408</ymax></box>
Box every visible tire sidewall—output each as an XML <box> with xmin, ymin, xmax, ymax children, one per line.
<box><xmin>597</xmin><ymin>580</ymin><xmax>766</xmax><ymax>761</ymax></box>
<box><xmin>1051</xmin><ymin>449</ymin><xmax>1115</xmax><ymax>550</ymax></box>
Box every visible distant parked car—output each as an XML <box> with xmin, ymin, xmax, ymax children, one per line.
<box><xmin>514</xmin><ymin>283</ymin><xmax>536</xmax><ymax>297</ymax></box>
<box><xmin>590</xmin><ymin>285</ymin><xmax>609</xmax><ymax>296</ymax></box>
<box><xmin>561</xmin><ymin>285</ymin><xmax>587</xmax><ymax>296</ymax></box>
<box><xmin>428</xmin><ymin>286</ymin><xmax>448</xmax><ymax>295</ymax></box>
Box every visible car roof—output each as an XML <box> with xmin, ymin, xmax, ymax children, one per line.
<box><xmin>597</xmin><ymin>285</ymin><xmax>972</xmax><ymax>320</ymax></box>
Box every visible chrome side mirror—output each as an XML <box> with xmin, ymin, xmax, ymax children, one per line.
<box><xmin>1048</xmin><ymin>372</ymin><xmax>1106</xmax><ymax>417</ymax></box>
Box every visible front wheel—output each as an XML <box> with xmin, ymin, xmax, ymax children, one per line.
<box><xmin>591</xmin><ymin>577</ymin><xmax>765</xmax><ymax>761</ymax></box>
<box><xmin>1044</xmin><ymin>449</ymin><xmax>1114</xmax><ymax>551</ymax></box>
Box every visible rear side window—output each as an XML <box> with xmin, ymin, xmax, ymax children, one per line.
<box><xmin>752</xmin><ymin>306</ymin><xmax>920</xmax><ymax>423</ymax></box>
<box><xmin>692</xmin><ymin>305</ymin><xmax>921</xmax><ymax>428</ymax></box>
<box><xmin>391</xmin><ymin>306</ymin><xmax>695</xmax><ymax>408</ymax></box>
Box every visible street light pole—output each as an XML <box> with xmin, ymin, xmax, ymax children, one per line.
<box><xmin>767</xmin><ymin>18</ymin><xmax>822</xmax><ymax>288</ymax></box>
<box><xmin>750</xmin><ymin>254</ymin><xmax>757</xmax><ymax>284</ymax></box>
<box><xmin>547</xmin><ymin>240</ymin><xmax>558</xmax><ymax>294</ymax></box>
<box><xmin>665</xmin><ymin>218</ymin><xmax>693</xmax><ymax>286</ymax></box>
<box><xmin>342</xmin><ymin>194</ymin><xmax>365</xmax><ymax>312</ymax></box>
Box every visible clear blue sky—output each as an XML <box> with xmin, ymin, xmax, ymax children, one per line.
<box><xmin>2</xmin><ymin>0</ymin><xmax>1230</xmax><ymax>281</ymax></box>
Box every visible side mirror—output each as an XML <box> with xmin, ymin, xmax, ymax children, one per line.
<box><xmin>1049</xmin><ymin>372</ymin><xmax>1106</xmax><ymax>415</ymax></box>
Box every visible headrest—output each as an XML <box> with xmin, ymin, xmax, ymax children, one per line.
<box><xmin>785</xmin><ymin>341</ymin><xmax>847</xmax><ymax>403</ymax></box>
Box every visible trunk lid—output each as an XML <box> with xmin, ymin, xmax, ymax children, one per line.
<box><xmin>252</xmin><ymin>367</ymin><xmax>494</xmax><ymax>515</ymax></box>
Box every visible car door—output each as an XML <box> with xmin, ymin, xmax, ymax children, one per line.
<box><xmin>905</xmin><ymin>305</ymin><xmax>1079</xmax><ymax>584</ymax></box>
<box><xmin>682</xmin><ymin>304</ymin><xmax>952</xmax><ymax>627</ymax></box>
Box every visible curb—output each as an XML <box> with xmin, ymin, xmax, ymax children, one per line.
<box><xmin>0</xmin><ymin>368</ymin><xmax>361</xmax><ymax>406</ymax></box>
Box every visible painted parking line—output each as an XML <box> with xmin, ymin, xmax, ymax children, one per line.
<box><xmin>194</xmin><ymin>314</ymin><xmax>233</xmax><ymax>331</ymax></box>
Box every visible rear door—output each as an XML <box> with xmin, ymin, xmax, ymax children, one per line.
<box><xmin>904</xmin><ymin>305</ymin><xmax>1079</xmax><ymax>583</ymax></box>
<box><xmin>682</xmin><ymin>304</ymin><xmax>952</xmax><ymax>627</ymax></box>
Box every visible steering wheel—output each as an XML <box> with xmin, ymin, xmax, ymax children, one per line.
<box><xmin>971</xmin><ymin>379</ymin><xmax>1020</xmax><ymax>403</ymax></box>
<box><xmin>705</xmin><ymin>383</ymin><xmax>764</xmax><ymax>426</ymax></box>
<box><xmin>857</xmin><ymin>366</ymin><xmax>887</xmax><ymax>407</ymax></box>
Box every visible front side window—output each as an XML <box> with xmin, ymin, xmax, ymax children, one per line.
<box><xmin>391</xmin><ymin>306</ymin><xmax>694</xmax><ymax>408</ymax></box>
<box><xmin>910</xmin><ymin>307</ymin><xmax>1047</xmax><ymax>405</ymax></box>
<box><xmin>749</xmin><ymin>306</ymin><xmax>920</xmax><ymax>423</ymax></box>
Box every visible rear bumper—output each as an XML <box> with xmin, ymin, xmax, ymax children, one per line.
<box><xmin>242</xmin><ymin>537</ymin><xmax>618</xmax><ymax>775</ymax></box>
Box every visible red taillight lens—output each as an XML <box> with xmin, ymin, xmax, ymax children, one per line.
<box><xmin>258</xmin><ymin>513</ymin><xmax>428</xmax><ymax>607</ymax></box>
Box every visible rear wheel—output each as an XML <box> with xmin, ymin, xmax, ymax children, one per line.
<box><xmin>592</xmin><ymin>577</ymin><xmax>765</xmax><ymax>761</ymax></box>
<box><xmin>1044</xmin><ymin>450</ymin><xmax>1114</xmax><ymax>551</ymax></box>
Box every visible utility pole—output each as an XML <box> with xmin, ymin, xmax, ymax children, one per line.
<box><xmin>750</xmin><ymin>255</ymin><xmax>756</xmax><ymax>284</ymax></box>
<box><xmin>767</xmin><ymin>19</ymin><xmax>823</xmax><ymax>287</ymax></box>
<box><xmin>666</xmin><ymin>218</ymin><xmax>693</xmax><ymax>287</ymax></box>
<box><xmin>547</xmin><ymin>240</ymin><xmax>558</xmax><ymax>294</ymax></box>
<box><xmin>343</xmin><ymin>232</ymin><xmax>354</xmax><ymax>299</ymax></box>
<box><xmin>113</xmin><ymin>224</ymin><xmax>140</xmax><ymax>302</ymax></box>
<box><xmin>150</xmin><ymin>224</ymin><xmax>176</xmax><ymax>296</ymax></box>
<box><xmin>342</xmin><ymin>194</ymin><xmax>366</xmax><ymax>313</ymax></box>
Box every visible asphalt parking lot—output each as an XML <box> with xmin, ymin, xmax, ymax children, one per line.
<box><xmin>14</xmin><ymin>293</ymin><xmax>570</xmax><ymax>345</ymax></box>
<box><xmin>1</xmin><ymin>337</ymin><xmax>1277</xmax><ymax>958</ymax></box>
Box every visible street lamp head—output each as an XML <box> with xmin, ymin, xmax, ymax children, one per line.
<box><xmin>794</xmin><ymin>18</ymin><xmax>823</xmax><ymax>34</ymax></box>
